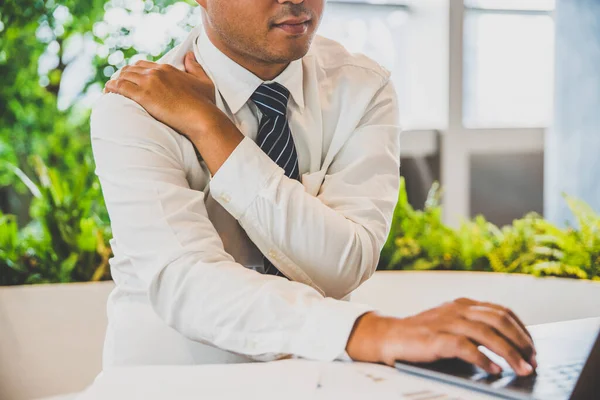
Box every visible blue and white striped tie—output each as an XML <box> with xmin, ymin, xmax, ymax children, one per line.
<box><xmin>251</xmin><ymin>82</ymin><xmax>300</xmax><ymax>277</ymax></box>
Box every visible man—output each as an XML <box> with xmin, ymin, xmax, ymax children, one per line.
<box><xmin>93</xmin><ymin>0</ymin><xmax>536</xmax><ymax>376</ymax></box>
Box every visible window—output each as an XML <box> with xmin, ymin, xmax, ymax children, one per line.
<box><xmin>463</xmin><ymin>0</ymin><xmax>556</xmax><ymax>127</ymax></box>
<box><xmin>319</xmin><ymin>1</ymin><xmax>556</xmax><ymax>225</ymax></box>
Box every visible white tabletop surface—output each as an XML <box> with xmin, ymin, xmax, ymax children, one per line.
<box><xmin>77</xmin><ymin>359</ymin><xmax>499</xmax><ymax>400</ymax></box>
<box><xmin>75</xmin><ymin>272</ymin><xmax>600</xmax><ymax>400</ymax></box>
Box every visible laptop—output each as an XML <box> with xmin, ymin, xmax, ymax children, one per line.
<box><xmin>394</xmin><ymin>317</ymin><xmax>600</xmax><ymax>400</ymax></box>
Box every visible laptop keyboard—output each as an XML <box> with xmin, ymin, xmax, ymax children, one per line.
<box><xmin>532</xmin><ymin>362</ymin><xmax>584</xmax><ymax>396</ymax></box>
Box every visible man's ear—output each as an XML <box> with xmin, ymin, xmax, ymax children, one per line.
<box><xmin>195</xmin><ymin>0</ymin><xmax>207</xmax><ymax>8</ymax></box>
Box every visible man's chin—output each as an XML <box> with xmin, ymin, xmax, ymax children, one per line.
<box><xmin>267</xmin><ymin>42</ymin><xmax>312</xmax><ymax>64</ymax></box>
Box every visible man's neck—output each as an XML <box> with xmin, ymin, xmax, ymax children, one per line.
<box><xmin>203</xmin><ymin>25</ymin><xmax>289</xmax><ymax>81</ymax></box>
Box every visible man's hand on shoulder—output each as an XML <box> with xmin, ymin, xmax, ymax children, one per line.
<box><xmin>104</xmin><ymin>51</ymin><xmax>244</xmax><ymax>175</ymax></box>
<box><xmin>346</xmin><ymin>298</ymin><xmax>537</xmax><ymax>377</ymax></box>
<box><xmin>104</xmin><ymin>52</ymin><xmax>223</xmax><ymax>140</ymax></box>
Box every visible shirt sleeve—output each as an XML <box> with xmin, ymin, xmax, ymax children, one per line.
<box><xmin>210</xmin><ymin>79</ymin><xmax>401</xmax><ymax>300</ymax></box>
<box><xmin>90</xmin><ymin>93</ymin><xmax>375</xmax><ymax>362</ymax></box>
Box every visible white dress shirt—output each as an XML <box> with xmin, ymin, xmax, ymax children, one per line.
<box><xmin>91</xmin><ymin>24</ymin><xmax>401</xmax><ymax>368</ymax></box>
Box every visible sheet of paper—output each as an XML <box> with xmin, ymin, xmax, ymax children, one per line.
<box><xmin>315</xmin><ymin>362</ymin><xmax>499</xmax><ymax>400</ymax></box>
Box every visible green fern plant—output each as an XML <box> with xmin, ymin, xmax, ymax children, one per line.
<box><xmin>380</xmin><ymin>178</ymin><xmax>600</xmax><ymax>280</ymax></box>
<box><xmin>0</xmin><ymin>211</ymin><xmax>27</xmax><ymax>285</ymax></box>
<box><xmin>0</xmin><ymin>155</ymin><xmax>112</xmax><ymax>285</ymax></box>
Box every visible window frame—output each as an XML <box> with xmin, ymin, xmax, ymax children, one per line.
<box><xmin>441</xmin><ymin>0</ymin><xmax>549</xmax><ymax>226</ymax></box>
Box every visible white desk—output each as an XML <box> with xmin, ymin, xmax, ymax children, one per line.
<box><xmin>74</xmin><ymin>272</ymin><xmax>600</xmax><ymax>400</ymax></box>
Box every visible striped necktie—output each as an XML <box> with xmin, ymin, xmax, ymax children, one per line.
<box><xmin>250</xmin><ymin>82</ymin><xmax>300</xmax><ymax>277</ymax></box>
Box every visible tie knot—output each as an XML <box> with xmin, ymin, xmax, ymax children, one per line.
<box><xmin>250</xmin><ymin>82</ymin><xmax>290</xmax><ymax>117</ymax></box>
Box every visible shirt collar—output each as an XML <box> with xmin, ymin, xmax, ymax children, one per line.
<box><xmin>194</xmin><ymin>25</ymin><xmax>305</xmax><ymax>114</ymax></box>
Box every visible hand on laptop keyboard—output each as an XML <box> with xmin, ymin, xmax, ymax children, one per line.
<box><xmin>346</xmin><ymin>297</ymin><xmax>537</xmax><ymax>377</ymax></box>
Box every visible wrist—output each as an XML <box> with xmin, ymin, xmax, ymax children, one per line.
<box><xmin>184</xmin><ymin>106</ymin><xmax>226</xmax><ymax>140</ymax></box>
<box><xmin>346</xmin><ymin>311</ymin><xmax>390</xmax><ymax>363</ymax></box>
<box><xmin>186</xmin><ymin>110</ymin><xmax>244</xmax><ymax>176</ymax></box>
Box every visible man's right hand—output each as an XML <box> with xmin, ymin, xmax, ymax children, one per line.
<box><xmin>346</xmin><ymin>298</ymin><xmax>537</xmax><ymax>377</ymax></box>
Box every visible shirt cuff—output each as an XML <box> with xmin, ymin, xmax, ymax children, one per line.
<box><xmin>210</xmin><ymin>136</ymin><xmax>282</xmax><ymax>220</ymax></box>
<box><xmin>289</xmin><ymin>299</ymin><xmax>376</xmax><ymax>362</ymax></box>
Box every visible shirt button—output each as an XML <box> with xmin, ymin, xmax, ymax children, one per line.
<box><xmin>220</xmin><ymin>193</ymin><xmax>231</xmax><ymax>204</ymax></box>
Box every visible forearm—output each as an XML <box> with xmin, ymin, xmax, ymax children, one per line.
<box><xmin>186</xmin><ymin>112</ymin><xmax>244</xmax><ymax>176</ymax></box>
<box><xmin>185</xmin><ymin>117</ymin><xmax>380</xmax><ymax>296</ymax></box>
<box><xmin>209</xmin><ymin>135</ymin><xmax>399</xmax><ymax>298</ymax></box>
<box><xmin>151</xmin><ymin>253</ymin><xmax>375</xmax><ymax>360</ymax></box>
<box><xmin>240</xmin><ymin>172</ymin><xmax>382</xmax><ymax>298</ymax></box>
